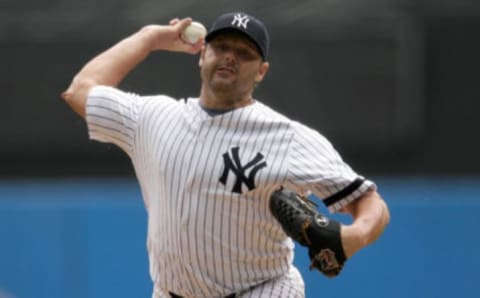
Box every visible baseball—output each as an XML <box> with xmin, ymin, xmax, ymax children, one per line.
<box><xmin>181</xmin><ymin>21</ymin><xmax>207</xmax><ymax>44</ymax></box>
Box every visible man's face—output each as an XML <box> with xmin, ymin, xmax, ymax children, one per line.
<box><xmin>199</xmin><ymin>32</ymin><xmax>269</xmax><ymax>98</ymax></box>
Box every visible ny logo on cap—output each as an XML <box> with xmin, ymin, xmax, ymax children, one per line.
<box><xmin>231</xmin><ymin>13</ymin><xmax>250</xmax><ymax>29</ymax></box>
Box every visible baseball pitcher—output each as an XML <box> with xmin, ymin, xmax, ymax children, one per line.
<box><xmin>62</xmin><ymin>11</ymin><xmax>390</xmax><ymax>298</ymax></box>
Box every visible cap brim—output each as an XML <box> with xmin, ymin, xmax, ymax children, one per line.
<box><xmin>205</xmin><ymin>28</ymin><xmax>265</xmax><ymax>60</ymax></box>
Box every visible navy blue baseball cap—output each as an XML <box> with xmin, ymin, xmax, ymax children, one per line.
<box><xmin>206</xmin><ymin>12</ymin><xmax>270</xmax><ymax>61</ymax></box>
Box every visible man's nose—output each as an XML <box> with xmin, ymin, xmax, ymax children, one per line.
<box><xmin>223</xmin><ymin>48</ymin><xmax>237</xmax><ymax>64</ymax></box>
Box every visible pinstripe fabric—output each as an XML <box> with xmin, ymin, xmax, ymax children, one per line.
<box><xmin>239</xmin><ymin>266</ymin><xmax>304</xmax><ymax>298</ymax></box>
<box><xmin>284</xmin><ymin>122</ymin><xmax>376</xmax><ymax>213</ymax></box>
<box><xmin>153</xmin><ymin>266</ymin><xmax>304</xmax><ymax>298</ymax></box>
<box><xmin>86</xmin><ymin>86</ymin><xmax>375</xmax><ymax>297</ymax></box>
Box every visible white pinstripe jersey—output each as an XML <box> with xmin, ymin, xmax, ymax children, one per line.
<box><xmin>86</xmin><ymin>86</ymin><xmax>375</xmax><ymax>297</ymax></box>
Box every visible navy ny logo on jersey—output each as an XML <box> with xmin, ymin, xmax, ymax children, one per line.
<box><xmin>219</xmin><ymin>146</ymin><xmax>267</xmax><ymax>194</ymax></box>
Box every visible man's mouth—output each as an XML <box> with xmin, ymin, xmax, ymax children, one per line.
<box><xmin>215</xmin><ymin>65</ymin><xmax>236</xmax><ymax>76</ymax></box>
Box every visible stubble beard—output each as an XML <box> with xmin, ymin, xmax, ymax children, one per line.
<box><xmin>205</xmin><ymin>68</ymin><xmax>241</xmax><ymax>102</ymax></box>
<box><xmin>201</xmin><ymin>64</ymin><xmax>254</xmax><ymax>107</ymax></box>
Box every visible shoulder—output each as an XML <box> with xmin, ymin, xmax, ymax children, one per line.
<box><xmin>290</xmin><ymin>120</ymin><xmax>336</xmax><ymax>153</ymax></box>
<box><xmin>88</xmin><ymin>85</ymin><xmax>184</xmax><ymax>109</ymax></box>
<box><xmin>242</xmin><ymin>101</ymin><xmax>297</xmax><ymax>140</ymax></box>
<box><xmin>253</xmin><ymin>100</ymin><xmax>292</xmax><ymax>123</ymax></box>
<box><xmin>291</xmin><ymin>120</ymin><xmax>326</xmax><ymax>139</ymax></box>
<box><xmin>253</xmin><ymin>101</ymin><xmax>329</xmax><ymax>140</ymax></box>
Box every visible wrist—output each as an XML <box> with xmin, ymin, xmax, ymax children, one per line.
<box><xmin>341</xmin><ymin>224</ymin><xmax>367</xmax><ymax>258</ymax></box>
<box><xmin>138</xmin><ymin>25</ymin><xmax>158</xmax><ymax>51</ymax></box>
<box><xmin>138</xmin><ymin>25</ymin><xmax>169</xmax><ymax>51</ymax></box>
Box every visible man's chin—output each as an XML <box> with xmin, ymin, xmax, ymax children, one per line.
<box><xmin>210</xmin><ymin>79</ymin><xmax>235</xmax><ymax>92</ymax></box>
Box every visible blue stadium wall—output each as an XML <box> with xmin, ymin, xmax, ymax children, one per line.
<box><xmin>1</xmin><ymin>177</ymin><xmax>479</xmax><ymax>298</ymax></box>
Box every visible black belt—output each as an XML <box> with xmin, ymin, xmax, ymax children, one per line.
<box><xmin>169</xmin><ymin>291</ymin><xmax>236</xmax><ymax>298</ymax></box>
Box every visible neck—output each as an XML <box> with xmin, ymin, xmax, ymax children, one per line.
<box><xmin>199</xmin><ymin>85</ymin><xmax>254</xmax><ymax>110</ymax></box>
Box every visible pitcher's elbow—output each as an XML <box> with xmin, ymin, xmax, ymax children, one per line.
<box><xmin>61</xmin><ymin>88</ymin><xmax>73</xmax><ymax>103</ymax></box>
<box><xmin>382</xmin><ymin>199</ymin><xmax>391</xmax><ymax>227</ymax></box>
<box><xmin>61</xmin><ymin>77</ymin><xmax>97</xmax><ymax>118</ymax></box>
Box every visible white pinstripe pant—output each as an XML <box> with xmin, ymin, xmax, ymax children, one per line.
<box><xmin>154</xmin><ymin>266</ymin><xmax>305</xmax><ymax>298</ymax></box>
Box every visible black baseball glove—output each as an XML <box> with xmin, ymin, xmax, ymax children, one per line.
<box><xmin>269</xmin><ymin>187</ymin><xmax>346</xmax><ymax>277</ymax></box>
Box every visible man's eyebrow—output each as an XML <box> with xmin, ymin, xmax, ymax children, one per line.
<box><xmin>210</xmin><ymin>36</ymin><xmax>261</xmax><ymax>57</ymax></box>
<box><xmin>243</xmin><ymin>42</ymin><xmax>258</xmax><ymax>52</ymax></box>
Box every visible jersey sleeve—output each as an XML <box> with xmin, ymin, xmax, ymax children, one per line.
<box><xmin>285</xmin><ymin>122</ymin><xmax>376</xmax><ymax>213</ymax></box>
<box><xmin>85</xmin><ymin>86</ymin><xmax>145</xmax><ymax>157</ymax></box>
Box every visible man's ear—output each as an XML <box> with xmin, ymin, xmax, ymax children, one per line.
<box><xmin>198</xmin><ymin>46</ymin><xmax>206</xmax><ymax>67</ymax></box>
<box><xmin>255</xmin><ymin>61</ymin><xmax>270</xmax><ymax>83</ymax></box>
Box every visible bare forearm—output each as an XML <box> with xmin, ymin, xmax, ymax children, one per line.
<box><xmin>61</xmin><ymin>27</ymin><xmax>159</xmax><ymax>117</ymax></box>
<box><xmin>61</xmin><ymin>18</ymin><xmax>202</xmax><ymax>118</ymax></box>
<box><xmin>75</xmin><ymin>28</ymin><xmax>156</xmax><ymax>87</ymax></box>
<box><xmin>341</xmin><ymin>191</ymin><xmax>390</xmax><ymax>258</ymax></box>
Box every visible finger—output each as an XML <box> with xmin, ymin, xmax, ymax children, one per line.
<box><xmin>169</xmin><ymin>18</ymin><xmax>179</xmax><ymax>25</ymax></box>
<box><xmin>174</xmin><ymin>17</ymin><xmax>193</xmax><ymax>33</ymax></box>
<box><xmin>185</xmin><ymin>39</ymin><xmax>204</xmax><ymax>55</ymax></box>
<box><xmin>176</xmin><ymin>38</ymin><xmax>203</xmax><ymax>55</ymax></box>
<box><xmin>192</xmin><ymin>38</ymin><xmax>205</xmax><ymax>51</ymax></box>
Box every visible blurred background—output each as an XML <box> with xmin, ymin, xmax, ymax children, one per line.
<box><xmin>1</xmin><ymin>0</ymin><xmax>479</xmax><ymax>297</ymax></box>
